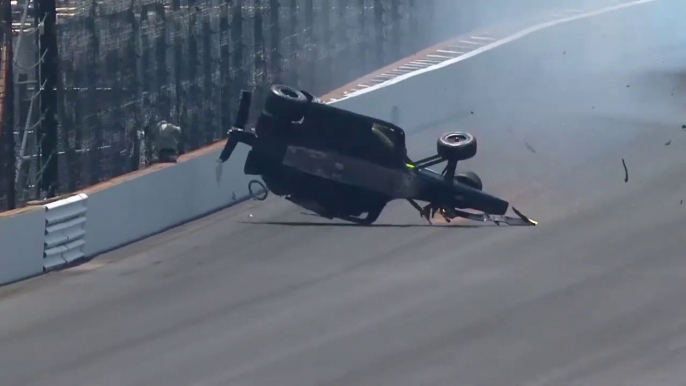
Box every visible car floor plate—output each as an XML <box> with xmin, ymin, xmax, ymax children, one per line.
<box><xmin>281</xmin><ymin>146</ymin><xmax>420</xmax><ymax>198</ymax></box>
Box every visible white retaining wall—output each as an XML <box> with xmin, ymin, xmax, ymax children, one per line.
<box><xmin>0</xmin><ymin>208</ymin><xmax>45</xmax><ymax>285</ymax></box>
<box><xmin>83</xmin><ymin>146</ymin><xmax>253</xmax><ymax>258</ymax></box>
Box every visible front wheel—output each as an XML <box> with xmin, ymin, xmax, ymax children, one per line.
<box><xmin>437</xmin><ymin>132</ymin><xmax>477</xmax><ymax>161</ymax></box>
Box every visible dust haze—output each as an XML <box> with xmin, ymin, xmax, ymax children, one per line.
<box><xmin>420</xmin><ymin>0</ymin><xmax>686</xmax><ymax>128</ymax></box>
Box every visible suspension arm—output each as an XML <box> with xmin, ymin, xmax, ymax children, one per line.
<box><xmin>219</xmin><ymin>128</ymin><xmax>258</xmax><ymax>163</ymax></box>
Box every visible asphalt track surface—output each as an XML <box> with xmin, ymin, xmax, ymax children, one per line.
<box><xmin>2</xmin><ymin>2</ymin><xmax>686</xmax><ymax>385</ymax></box>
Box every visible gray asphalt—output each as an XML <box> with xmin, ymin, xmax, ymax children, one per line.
<box><xmin>2</xmin><ymin>2</ymin><xmax>686</xmax><ymax>385</ymax></box>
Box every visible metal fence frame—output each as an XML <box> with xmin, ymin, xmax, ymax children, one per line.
<box><xmin>0</xmin><ymin>0</ymin><xmax>438</xmax><ymax>212</ymax></box>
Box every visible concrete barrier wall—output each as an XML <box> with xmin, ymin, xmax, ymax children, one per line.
<box><xmin>83</xmin><ymin>146</ymin><xmax>252</xmax><ymax>258</ymax></box>
<box><xmin>0</xmin><ymin>208</ymin><xmax>45</xmax><ymax>285</ymax></box>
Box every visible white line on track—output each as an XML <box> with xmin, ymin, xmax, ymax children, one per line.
<box><xmin>414</xmin><ymin>59</ymin><xmax>444</xmax><ymax>64</ymax></box>
<box><xmin>470</xmin><ymin>36</ymin><xmax>496</xmax><ymax>41</ymax></box>
<box><xmin>331</xmin><ymin>0</ymin><xmax>659</xmax><ymax>103</ymax></box>
<box><xmin>436</xmin><ymin>50</ymin><xmax>465</xmax><ymax>55</ymax></box>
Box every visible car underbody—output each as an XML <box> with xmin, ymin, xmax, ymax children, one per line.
<box><xmin>217</xmin><ymin>84</ymin><xmax>537</xmax><ymax>226</ymax></box>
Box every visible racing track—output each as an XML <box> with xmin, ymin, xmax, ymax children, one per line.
<box><xmin>2</xmin><ymin>1</ymin><xmax>686</xmax><ymax>385</ymax></box>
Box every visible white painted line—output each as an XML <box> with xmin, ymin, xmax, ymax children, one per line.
<box><xmin>357</xmin><ymin>84</ymin><xmax>370</xmax><ymax>88</ymax></box>
<box><xmin>333</xmin><ymin>0</ymin><xmax>658</xmax><ymax>102</ymax></box>
<box><xmin>436</xmin><ymin>49</ymin><xmax>465</xmax><ymax>54</ymax></box>
<box><xmin>413</xmin><ymin>61</ymin><xmax>443</xmax><ymax>66</ymax></box>
<box><xmin>470</xmin><ymin>36</ymin><xmax>495</xmax><ymax>41</ymax></box>
<box><xmin>414</xmin><ymin>59</ymin><xmax>444</xmax><ymax>64</ymax></box>
<box><xmin>376</xmin><ymin>74</ymin><xmax>396</xmax><ymax>79</ymax></box>
<box><xmin>427</xmin><ymin>54</ymin><xmax>453</xmax><ymax>59</ymax></box>
<box><xmin>448</xmin><ymin>43</ymin><xmax>479</xmax><ymax>50</ymax></box>
<box><xmin>398</xmin><ymin>65</ymin><xmax>422</xmax><ymax>70</ymax></box>
<box><xmin>407</xmin><ymin>61</ymin><xmax>431</xmax><ymax>67</ymax></box>
<box><xmin>457</xmin><ymin>40</ymin><xmax>481</xmax><ymax>45</ymax></box>
<box><xmin>445</xmin><ymin>45</ymin><xmax>472</xmax><ymax>50</ymax></box>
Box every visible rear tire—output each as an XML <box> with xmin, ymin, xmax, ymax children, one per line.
<box><xmin>437</xmin><ymin>132</ymin><xmax>477</xmax><ymax>161</ymax></box>
<box><xmin>455</xmin><ymin>171</ymin><xmax>483</xmax><ymax>190</ymax></box>
<box><xmin>264</xmin><ymin>84</ymin><xmax>308</xmax><ymax>122</ymax></box>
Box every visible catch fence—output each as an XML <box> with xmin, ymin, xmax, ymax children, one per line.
<box><xmin>0</xmin><ymin>0</ymin><xmax>441</xmax><ymax>211</ymax></box>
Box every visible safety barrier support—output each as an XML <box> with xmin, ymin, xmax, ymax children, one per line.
<box><xmin>43</xmin><ymin>193</ymin><xmax>88</xmax><ymax>271</ymax></box>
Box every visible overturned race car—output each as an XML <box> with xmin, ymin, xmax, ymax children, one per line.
<box><xmin>217</xmin><ymin>84</ymin><xmax>537</xmax><ymax>226</ymax></box>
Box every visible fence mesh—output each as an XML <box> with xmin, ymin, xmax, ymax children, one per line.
<box><xmin>1</xmin><ymin>0</ymin><xmax>440</xmax><ymax>211</ymax></box>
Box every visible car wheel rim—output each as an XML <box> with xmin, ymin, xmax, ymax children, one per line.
<box><xmin>446</xmin><ymin>133</ymin><xmax>468</xmax><ymax>144</ymax></box>
<box><xmin>282</xmin><ymin>88</ymin><xmax>299</xmax><ymax>99</ymax></box>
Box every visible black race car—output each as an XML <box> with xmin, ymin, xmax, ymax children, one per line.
<box><xmin>217</xmin><ymin>84</ymin><xmax>537</xmax><ymax>226</ymax></box>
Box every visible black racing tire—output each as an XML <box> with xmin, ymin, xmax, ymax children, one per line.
<box><xmin>436</xmin><ymin>132</ymin><xmax>477</xmax><ymax>161</ymax></box>
<box><xmin>455</xmin><ymin>171</ymin><xmax>483</xmax><ymax>191</ymax></box>
<box><xmin>264</xmin><ymin>84</ymin><xmax>308</xmax><ymax>122</ymax></box>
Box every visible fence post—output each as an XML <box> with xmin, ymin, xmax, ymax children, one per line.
<box><xmin>36</xmin><ymin>0</ymin><xmax>59</xmax><ymax>198</ymax></box>
<box><xmin>254</xmin><ymin>0</ymin><xmax>266</xmax><ymax>88</ymax></box>
<box><xmin>85</xmin><ymin>0</ymin><xmax>101</xmax><ymax>187</ymax></box>
<box><xmin>335</xmin><ymin>0</ymin><xmax>349</xmax><ymax>84</ymax></box>
<box><xmin>321</xmin><ymin>0</ymin><xmax>333</xmax><ymax>91</ymax></box>
<box><xmin>373</xmin><ymin>0</ymin><xmax>384</xmax><ymax>68</ymax></box>
<box><xmin>219</xmin><ymin>1</ymin><xmax>231</xmax><ymax>136</ymax></box>
<box><xmin>286</xmin><ymin>0</ymin><xmax>298</xmax><ymax>86</ymax></box>
<box><xmin>269</xmin><ymin>0</ymin><xmax>281</xmax><ymax>83</ymax></box>
<box><xmin>230</xmin><ymin>0</ymin><xmax>244</xmax><ymax>102</ymax></box>
<box><xmin>172</xmin><ymin>0</ymin><xmax>183</xmax><ymax>149</ymax></box>
<box><xmin>389</xmin><ymin>0</ymin><xmax>400</xmax><ymax>59</ymax></box>
<box><xmin>0</xmin><ymin>0</ymin><xmax>15</xmax><ymax>209</ymax></box>
<box><xmin>304</xmin><ymin>0</ymin><xmax>314</xmax><ymax>90</ymax></box>
<box><xmin>153</xmin><ymin>1</ymin><xmax>168</xmax><ymax>159</ymax></box>
<box><xmin>356</xmin><ymin>0</ymin><xmax>367</xmax><ymax>75</ymax></box>
<box><xmin>408</xmin><ymin>0</ymin><xmax>418</xmax><ymax>52</ymax></box>
<box><xmin>187</xmin><ymin>1</ymin><xmax>200</xmax><ymax>149</ymax></box>
<box><xmin>137</xmin><ymin>3</ymin><xmax>151</xmax><ymax>170</ymax></box>
<box><xmin>201</xmin><ymin>5</ymin><xmax>214</xmax><ymax>143</ymax></box>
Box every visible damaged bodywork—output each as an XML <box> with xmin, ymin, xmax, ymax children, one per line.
<box><xmin>217</xmin><ymin>84</ymin><xmax>537</xmax><ymax>226</ymax></box>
